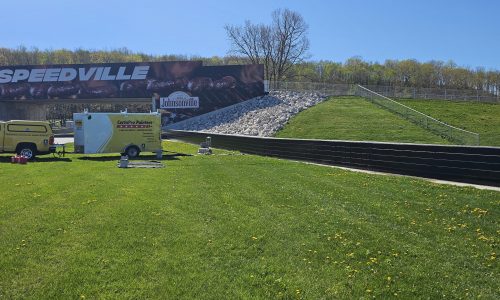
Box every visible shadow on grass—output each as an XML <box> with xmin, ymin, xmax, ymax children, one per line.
<box><xmin>0</xmin><ymin>156</ymin><xmax>72</xmax><ymax>163</ymax></box>
<box><xmin>77</xmin><ymin>152</ymin><xmax>193</xmax><ymax>162</ymax></box>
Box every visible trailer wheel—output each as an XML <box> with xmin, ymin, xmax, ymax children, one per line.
<box><xmin>17</xmin><ymin>143</ymin><xmax>37</xmax><ymax>160</ymax></box>
<box><xmin>125</xmin><ymin>145</ymin><xmax>140</xmax><ymax>158</ymax></box>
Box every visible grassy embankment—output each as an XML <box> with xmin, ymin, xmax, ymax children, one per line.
<box><xmin>0</xmin><ymin>141</ymin><xmax>498</xmax><ymax>299</ymax></box>
<box><xmin>276</xmin><ymin>96</ymin><xmax>500</xmax><ymax>146</ymax></box>
<box><xmin>398</xmin><ymin>99</ymin><xmax>500</xmax><ymax>146</ymax></box>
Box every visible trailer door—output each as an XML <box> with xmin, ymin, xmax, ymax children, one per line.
<box><xmin>73</xmin><ymin>114</ymin><xmax>85</xmax><ymax>153</ymax></box>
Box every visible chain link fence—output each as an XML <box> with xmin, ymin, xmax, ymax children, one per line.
<box><xmin>269</xmin><ymin>81</ymin><xmax>500</xmax><ymax>103</ymax></box>
<box><xmin>356</xmin><ymin>85</ymin><xmax>480</xmax><ymax>145</ymax></box>
<box><xmin>362</xmin><ymin>85</ymin><xmax>499</xmax><ymax>103</ymax></box>
<box><xmin>269</xmin><ymin>81</ymin><xmax>356</xmax><ymax>96</ymax></box>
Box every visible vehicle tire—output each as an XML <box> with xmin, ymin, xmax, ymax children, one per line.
<box><xmin>17</xmin><ymin>144</ymin><xmax>37</xmax><ymax>160</ymax></box>
<box><xmin>125</xmin><ymin>145</ymin><xmax>140</xmax><ymax>158</ymax></box>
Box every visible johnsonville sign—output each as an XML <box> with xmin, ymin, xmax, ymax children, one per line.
<box><xmin>160</xmin><ymin>91</ymin><xmax>199</xmax><ymax>109</ymax></box>
<box><xmin>0</xmin><ymin>61</ymin><xmax>264</xmax><ymax>124</ymax></box>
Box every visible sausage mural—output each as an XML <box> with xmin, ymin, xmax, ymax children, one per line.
<box><xmin>0</xmin><ymin>61</ymin><xmax>265</xmax><ymax>124</ymax></box>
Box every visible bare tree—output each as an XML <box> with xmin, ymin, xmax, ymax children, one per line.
<box><xmin>270</xmin><ymin>9</ymin><xmax>310</xmax><ymax>82</ymax></box>
<box><xmin>224</xmin><ymin>8</ymin><xmax>310</xmax><ymax>82</ymax></box>
<box><xmin>224</xmin><ymin>21</ymin><xmax>264</xmax><ymax>64</ymax></box>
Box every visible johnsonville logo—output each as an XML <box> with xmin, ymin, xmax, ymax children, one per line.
<box><xmin>116</xmin><ymin>120</ymin><xmax>153</xmax><ymax>129</ymax></box>
<box><xmin>160</xmin><ymin>91</ymin><xmax>199</xmax><ymax>109</ymax></box>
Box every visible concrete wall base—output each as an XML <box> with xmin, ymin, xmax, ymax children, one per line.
<box><xmin>0</xmin><ymin>102</ymin><xmax>47</xmax><ymax>121</ymax></box>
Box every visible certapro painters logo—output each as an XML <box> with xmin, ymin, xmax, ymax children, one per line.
<box><xmin>160</xmin><ymin>91</ymin><xmax>199</xmax><ymax>109</ymax></box>
<box><xmin>116</xmin><ymin>120</ymin><xmax>153</xmax><ymax>129</ymax></box>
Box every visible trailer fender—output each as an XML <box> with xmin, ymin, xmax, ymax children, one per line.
<box><xmin>123</xmin><ymin>144</ymin><xmax>141</xmax><ymax>158</ymax></box>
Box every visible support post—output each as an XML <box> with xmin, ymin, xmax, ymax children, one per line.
<box><xmin>152</xmin><ymin>94</ymin><xmax>160</xmax><ymax>111</ymax></box>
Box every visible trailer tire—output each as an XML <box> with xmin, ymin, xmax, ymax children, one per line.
<box><xmin>16</xmin><ymin>143</ymin><xmax>37</xmax><ymax>160</ymax></box>
<box><xmin>125</xmin><ymin>145</ymin><xmax>140</xmax><ymax>158</ymax></box>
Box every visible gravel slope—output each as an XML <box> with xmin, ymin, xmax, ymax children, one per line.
<box><xmin>166</xmin><ymin>91</ymin><xmax>328</xmax><ymax>136</ymax></box>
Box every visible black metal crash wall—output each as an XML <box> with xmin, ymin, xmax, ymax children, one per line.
<box><xmin>166</xmin><ymin>130</ymin><xmax>500</xmax><ymax>187</ymax></box>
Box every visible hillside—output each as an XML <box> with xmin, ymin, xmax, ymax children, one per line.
<box><xmin>275</xmin><ymin>96</ymin><xmax>450</xmax><ymax>144</ymax></box>
<box><xmin>398</xmin><ymin>99</ymin><xmax>500</xmax><ymax>146</ymax></box>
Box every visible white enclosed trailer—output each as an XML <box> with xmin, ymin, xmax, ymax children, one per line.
<box><xmin>73</xmin><ymin>110</ymin><xmax>162</xmax><ymax>158</ymax></box>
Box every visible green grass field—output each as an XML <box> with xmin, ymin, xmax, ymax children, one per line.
<box><xmin>275</xmin><ymin>97</ymin><xmax>450</xmax><ymax>144</ymax></box>
<box><xmin>398</xmin><ymin>99</ymin><xmax>500</xmax><ymax>146</ymax></box>
<box><xmin>0</xmin><ymin>141</ymin><xmax>498</xmax><ymax>299</ymax></box>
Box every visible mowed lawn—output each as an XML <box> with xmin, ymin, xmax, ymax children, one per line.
<box><xmin>275</xmin><ymin>97</ymin><xmax>450</xmax><ymax>144</ymax></box>
<box><xmin>0</xmin><ymin>141</ymin><xmax>498</xmax><ymax>299</ymax></box>
<box><xmin>398</xmin><ymin>99</ymin><xmax>500</xmax><ymax>147</ymax></box>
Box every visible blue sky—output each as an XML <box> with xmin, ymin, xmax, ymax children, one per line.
<box><xmin>2</xmin><ymin>0</ymin><xmax>499</xmax><ymax>69</ymax></box>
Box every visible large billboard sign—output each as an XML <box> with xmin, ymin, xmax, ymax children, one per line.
<box><xmin>0</xmin><ymin>61</ymin><xmax>264</xmax><ymax>123</ymax></box>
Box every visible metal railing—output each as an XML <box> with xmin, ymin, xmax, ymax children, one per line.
<box><xmin>356</xmin><ymin>85</ymin><xmax>480</xmax><ymax>145</ymax></box>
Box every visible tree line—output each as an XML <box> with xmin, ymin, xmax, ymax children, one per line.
<box><xmin>0</xmin><ymin>46</ymin><xmax>242</xmax><ymax>66</ymax></box>
<box><xmin>291</xmin><ymin>57</ymin><xmax>500</xmax><ymax>93</ymax></box>
<box><xmin>1</xmin><ymin>46</ymin><xmax>499</xmax><ymax>93</ymax></box>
